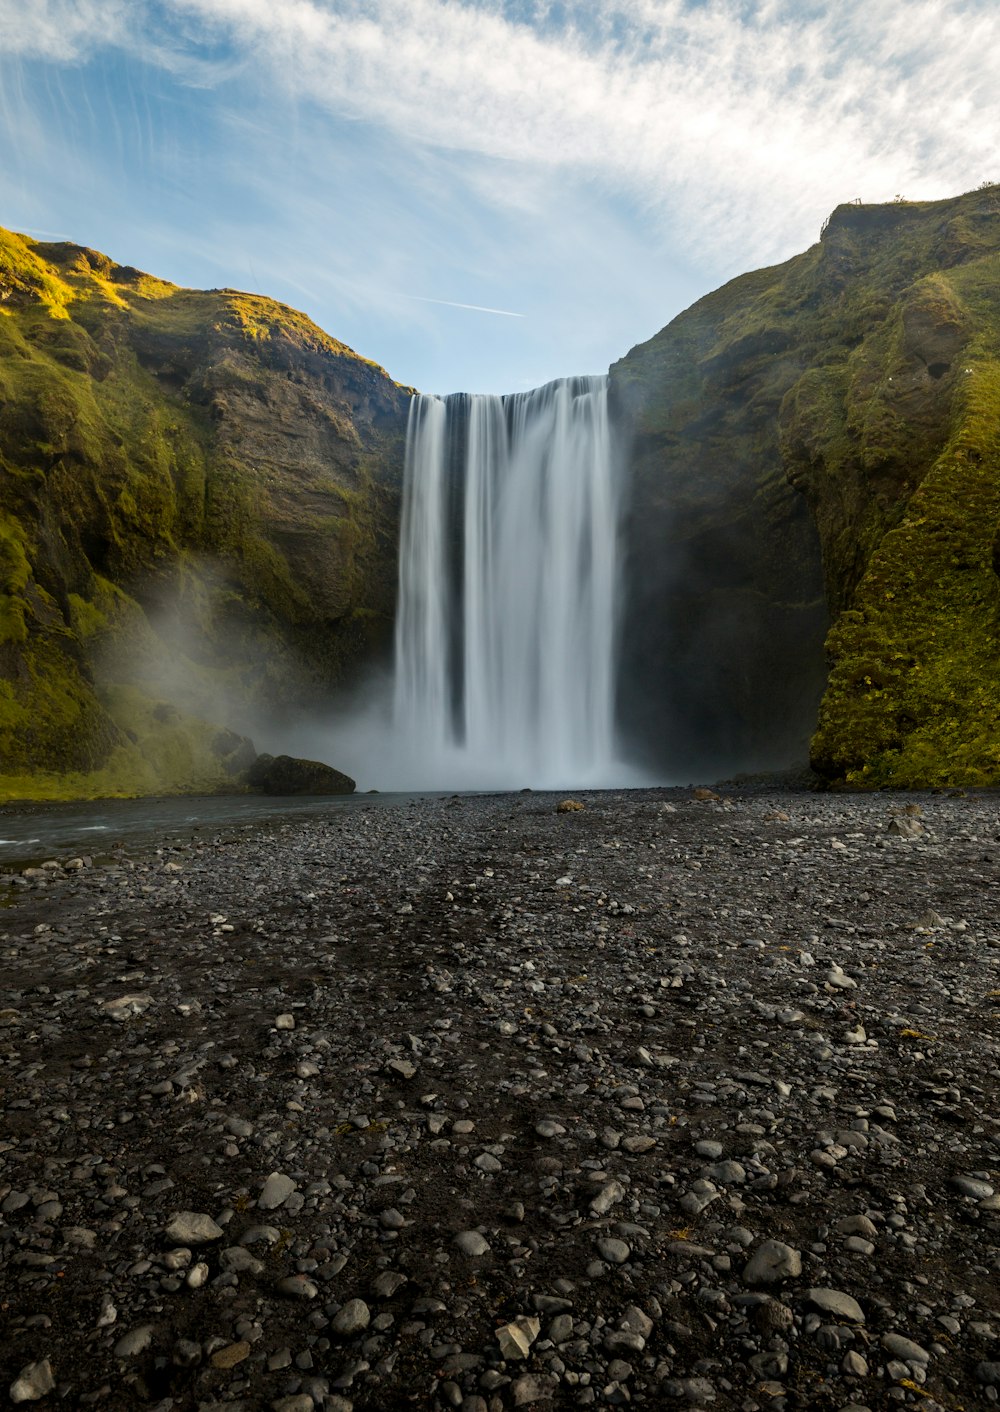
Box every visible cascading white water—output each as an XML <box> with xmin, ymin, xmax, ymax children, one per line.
<box><xmin>392</xmin><ymin>375</ymin><xmax>622</xmax><ymax>789</ymax></box>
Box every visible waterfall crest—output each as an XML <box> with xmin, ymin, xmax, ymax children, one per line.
<box><xmin>393</xmin><ymin>375</ymin><xmax>622</xmax><ymax>788</ymax></box>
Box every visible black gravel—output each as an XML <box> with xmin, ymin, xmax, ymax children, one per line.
<box><xmin>2</xmin><ymin>787</ymin><xmax>999</xmax><ymax>1412</ymax></box>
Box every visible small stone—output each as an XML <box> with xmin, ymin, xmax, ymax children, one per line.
<box><xmin>844</xmin><ymin>1236</ymin><xmax>875</xmax><ymax>1255</ymax></box>
<box><xmin>604</xmin><ymin>1328</ymin><xmax>646</xmax><ymax>1354</ymax></box>
<box><xmin>374</xmin><ymin>1270</ymin><xmax>407</xmax><ymax>1299</ymax></box>
<box><xmin>806</xmin><ymin>1288</ymin><xmax>865</xmax><ymax>1323</ymax></box>
<box><xmin>743</xmin><ymin>1240</ymin><xmax>802</xmax><ymax>1286</ymax></box>
<box><xmin>621</xmin><ymin>1305</ymin><xmax>655</xmax><ymax>1337</ymax></box>
<box><xmin>114</xmin><ymin>1325</ymin><xmax>155</xmax><ymax>1359</ymax></box>
<box><xmin>695</xmin><ymin>1140</ymin><xmax>723</xmax><ymax>1159</ymax></box>
<box><xmin>680</xmin><ymin>1179</ymin><xmax>719</xmax><ymax>1215</ymax></box>
<box><xmin>165</xmin><ymin>1211</ymin><xmax>223</xmax><ymax>1245</ymax></box>
<box><xmin>100</xmin><ymin>993</ymin><xmax>152</xmax><ymax>1022</ymax></box>
<box><xmin>258</xmin><ymin>1172</ymin><xmax>297</xmax><ymax>1210</ymax></box>
<box><xmin>882</xmin><ymin>1333</ymin><xmax>930</xmax><ymax>1365</ymax></box>
<box><xmin>275</xmin><ymin>1275</ymin><xmax>318</xmax><ymax>1299</ymax></box>
<box><xmin>275</xmin><ymin>1012</ymin><xmax>295</xmax><ymax>1029</ymax></box>
<box><xmin>330</xmin><ymin>1299</ymin><xmax>371</xmax><ymax>1336</ymax></box>
<box><xmin>454</xmin><ymin>1230</ymin><xmax>490</xmax><ymax>1256</ymax></box>
<box><xmin>535</xmin><ymin>1119</ymin><xmax>566</xmax><ymax>1139</ymax></box>
<box><xmin>751</xmin><ymin>1300</ymin><xmax>794</xmax><ymax>1334</ymax></box>
<box><xmin>497</xmin><ymin>1316</ymin><xmax>540</xmax><ymax>1360</ymax></box>
<box><xmin>707</xmin><ymin>1160</ymin><xmax>746</xmax><ymax>1184</ymax></box>
<box><xmin>512</xmin><ymin>1373</ymin><xmax>557</xmax><ymax>1403</ymax></box>
<box><xmin>95</xmin><ymin>1296</ymin><xmax>117</xmax><ymax>1329</ymax></box>
<box><xmin>556</xmin><ymin>800</ymin><xmax>585</xmax><ymax>813</ymax></box>
<box><xmin>835</xmin><ymin>1215</ymin><xmax>878</xmax><ymax>1238</ymax></box>
<box><xmin>271</xmin><ymin>1398</ymin><xmax>314</xmax><ymax>1412</ymax></box>
<box><xmin>596</xmin><ymin>1237</ymin><xmax>631</xmax><ymax>1264</ymax></box>
<box><xmin>10</xmin><ymin>1361</ymin><xmax>56</xmax><ymax>1403</ymax></box>
<box><xmin>950</xmin><ymin>1175</ymin><xmax>995</xmax><ymax>1200</ymax></box>
<box><xmin>220</xmin><ymin>1247</ymin><xmax>264</xmax><ymax>1275</ymax></box>
<box><xmin>622</xmin><ymin>1135</ymin><xmax>657</xmax><ymax>1153</ymax></box>
<box><xmin>590</xmin><ymin>1179</ymin><xmax>625</xmax><ymax>1216</ymax></box>
<box><xmin>211</xmin><ymin>1341</ymin><xmax>251</xmax><ymax>1369</ymax></box>
<box><xmin>548</xmin><ymin>1314</ymin><xmax>574</xmax><ymax>1343</ymax></box>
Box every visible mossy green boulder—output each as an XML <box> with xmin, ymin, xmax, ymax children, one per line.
<box><xmin>0</xmin><ymin>228</ymin><xmax>411</xmax><ymax>800</ymax></box>
<box><xmin>612</xmin><ymin>186</ymin><xmax>1000</xmax><ymax>787</ymax></box>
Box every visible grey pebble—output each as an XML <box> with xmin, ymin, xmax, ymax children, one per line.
<box><xmin>9</xmin><ymin>1361</ymin><xmax>56</xmax><ymax>1404</ymax></box>
<box><xmin>113</xmin><ymin>1325</ymin><xmax>155</xmax><ymax>1359</ymax></box>
<box><xmin>330</xmin><ymin>1299</ymin><xmax>371</xmax><ymax>1336</ymax></box>
<box><xmin>164</xmin><ymin>1211</ymin><xmax>223</xmax><ymax>1245</ymax></box>
<box><xmin>453</xmin><ymin>1230</ymin><xmax>490</xmax><ymax>1256</ymax></box>
<box><xmin>257</xmin><ymin>1171</ymin><xmax>297</xmax><ymax>1210</ymax></box>
<box><xmin>743</xmin><ymin>1239</ymin><xmax>802</xmax><ymax>1285</ymax></box>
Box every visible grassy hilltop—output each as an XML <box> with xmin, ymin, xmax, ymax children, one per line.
<box><xmin>0</xmin><ymin>231</ymin><xmax>411</xmax><ymax>800</ymax></box>
<box><xmin>613</xmin><ymin>186</ymin><xmax>1000</xmax><ymax>787</ymax></box>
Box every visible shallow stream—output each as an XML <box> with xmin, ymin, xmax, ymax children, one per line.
<box><xmin>0</xmin><ymin>791</ymin><xmax>425</xmax><ymax>868</ymax></box>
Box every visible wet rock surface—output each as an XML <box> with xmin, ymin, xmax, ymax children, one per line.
<box><xmin>1</xmin><ymin>787</ymin><xmax>999</xmax><ymax>1411</ymax></box>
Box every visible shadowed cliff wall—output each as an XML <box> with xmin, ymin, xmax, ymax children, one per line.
<box><xmin>612</xmin><ymin>186</ymin><xmax>1000</xmax><ymax>787</ymax></box>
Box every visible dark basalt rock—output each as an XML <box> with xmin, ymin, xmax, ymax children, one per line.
<box><xmin>612</xmin><ymin>185</ymin><xmax>1000</xmax><ymax>787</ymax></box>
<box><xmin>245</xmin><ymin>752</ymin><xmax>356</xmax><ymax>795</ymax></box>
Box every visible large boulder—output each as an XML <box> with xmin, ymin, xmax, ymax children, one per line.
<box><xmin>245</xmin><ymin>753</ymin><xmax>356</xmax><ymax>795</ymax></box>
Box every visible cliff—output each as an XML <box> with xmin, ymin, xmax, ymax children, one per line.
<box><xmin>6</xmin><ymin>189</ymin><xmax>1000</xmax><ymax>800</ymax></box>
<box><xmin>611</xmin><ymin>186</ymin><xmax>1000</xmax><ymax>787</ymax></box>
<box><xmin>0</xmin><ymin>229</ymin><xmax>411</xmax><ymax>800</ymax></box>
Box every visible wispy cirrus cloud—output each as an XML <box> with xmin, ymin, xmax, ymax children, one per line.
<box><xmin>2</xmin><ymin>1</ymin><xmax>997</xmax><ymax>389</ymax></box>
<box><xmin>0</xmin><ymin>0</ymin><xmax>133</xmax><ymax>61</ymax></box>
<box><xmin>12</xmin><ymin>0</ymin><xmax>988</xmax><ymax>271</ymax></box>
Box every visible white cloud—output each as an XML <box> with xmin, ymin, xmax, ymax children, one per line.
<box><xmin>3</xmin><ymin>0</ymin><xmax>998</xmax><ymax>275</ymax></box>
<box><xmin>0</xmin><ymin>0</ymin><xmax>131</xmax><ymax>61</ymax></box>
<box><xmin>151</xmin><ymin>0</ymin><xmax>1000</xmax><ymax>269</ymax></box>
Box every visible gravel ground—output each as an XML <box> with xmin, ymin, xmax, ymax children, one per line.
<box><xmin>2</xmin><ymin>786</ymin><xmax>1000</xmax><ymax>1412</ymax></box>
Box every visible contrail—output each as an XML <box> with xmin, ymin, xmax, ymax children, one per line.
<box><xmin>406</xmin><ymin>294</ymin><xmax>525</xmax><ymax>318</ymax></box>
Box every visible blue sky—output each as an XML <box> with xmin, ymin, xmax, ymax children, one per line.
<box><xmin>1</xmin><ymin>0</ymin><xmax>997</xmax><ymax>395</ymax></box>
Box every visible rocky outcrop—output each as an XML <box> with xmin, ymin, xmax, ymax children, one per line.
<box><xmin>612</xmin><ymin>186</ymin><xmax>1000</xmax><ymax>786</ymax></box>
<box><xmin>0</xmin><ymin>229</ymin><xmax>412</xmax><ymax>799</ymax></box>
<box><xmin>244</xmin><ymin>753</ymin><xmax>355</xmax><ymax>795</ymax></box>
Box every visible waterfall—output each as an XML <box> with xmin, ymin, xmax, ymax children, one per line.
<box><xmin>392</xmin><ymin>375</ymin><xmax>622</xmax><ymax>789</ymax></box>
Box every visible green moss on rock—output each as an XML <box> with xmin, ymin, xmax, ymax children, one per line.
<box><xmin>612</xmin><ymin>185</ymin><xmax>1000</xmax><ymax>786</ymax></box>
<box><xmin>0</xmin><ymin>227</ymin><xmax>412</xmax><ymax>800</ymax></box>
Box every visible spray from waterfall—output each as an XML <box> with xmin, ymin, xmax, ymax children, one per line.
<box><xmin>391</xmin><ymin>375</ymin><xmax>624</xmax><ymax>789</ymax></box>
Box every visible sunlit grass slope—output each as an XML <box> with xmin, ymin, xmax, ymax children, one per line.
<box><xmin>0</xmin><ymin>230</ymin><xmax>410</xmax><ymax>800</ymax></box>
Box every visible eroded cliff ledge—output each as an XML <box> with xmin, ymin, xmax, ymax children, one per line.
<box><xmin>612</xmin><ymin>186</ymin><xmax>1000</xmax><ymax>787</ymax></box>
<box><xmin>0</xmin><ymin>230</ymin><xmax>411</xmax><ymax>799</ymax></box>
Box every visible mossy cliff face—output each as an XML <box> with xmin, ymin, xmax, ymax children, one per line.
<box><xmin>611</xmin><ymin>187</ymin><xmax>1000</xmax><ymax>786</ymax></box>
<box><xmin>0</xmin><ymin>229</ymin><xmax>411</xmax><ymax>800</ymax></box>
